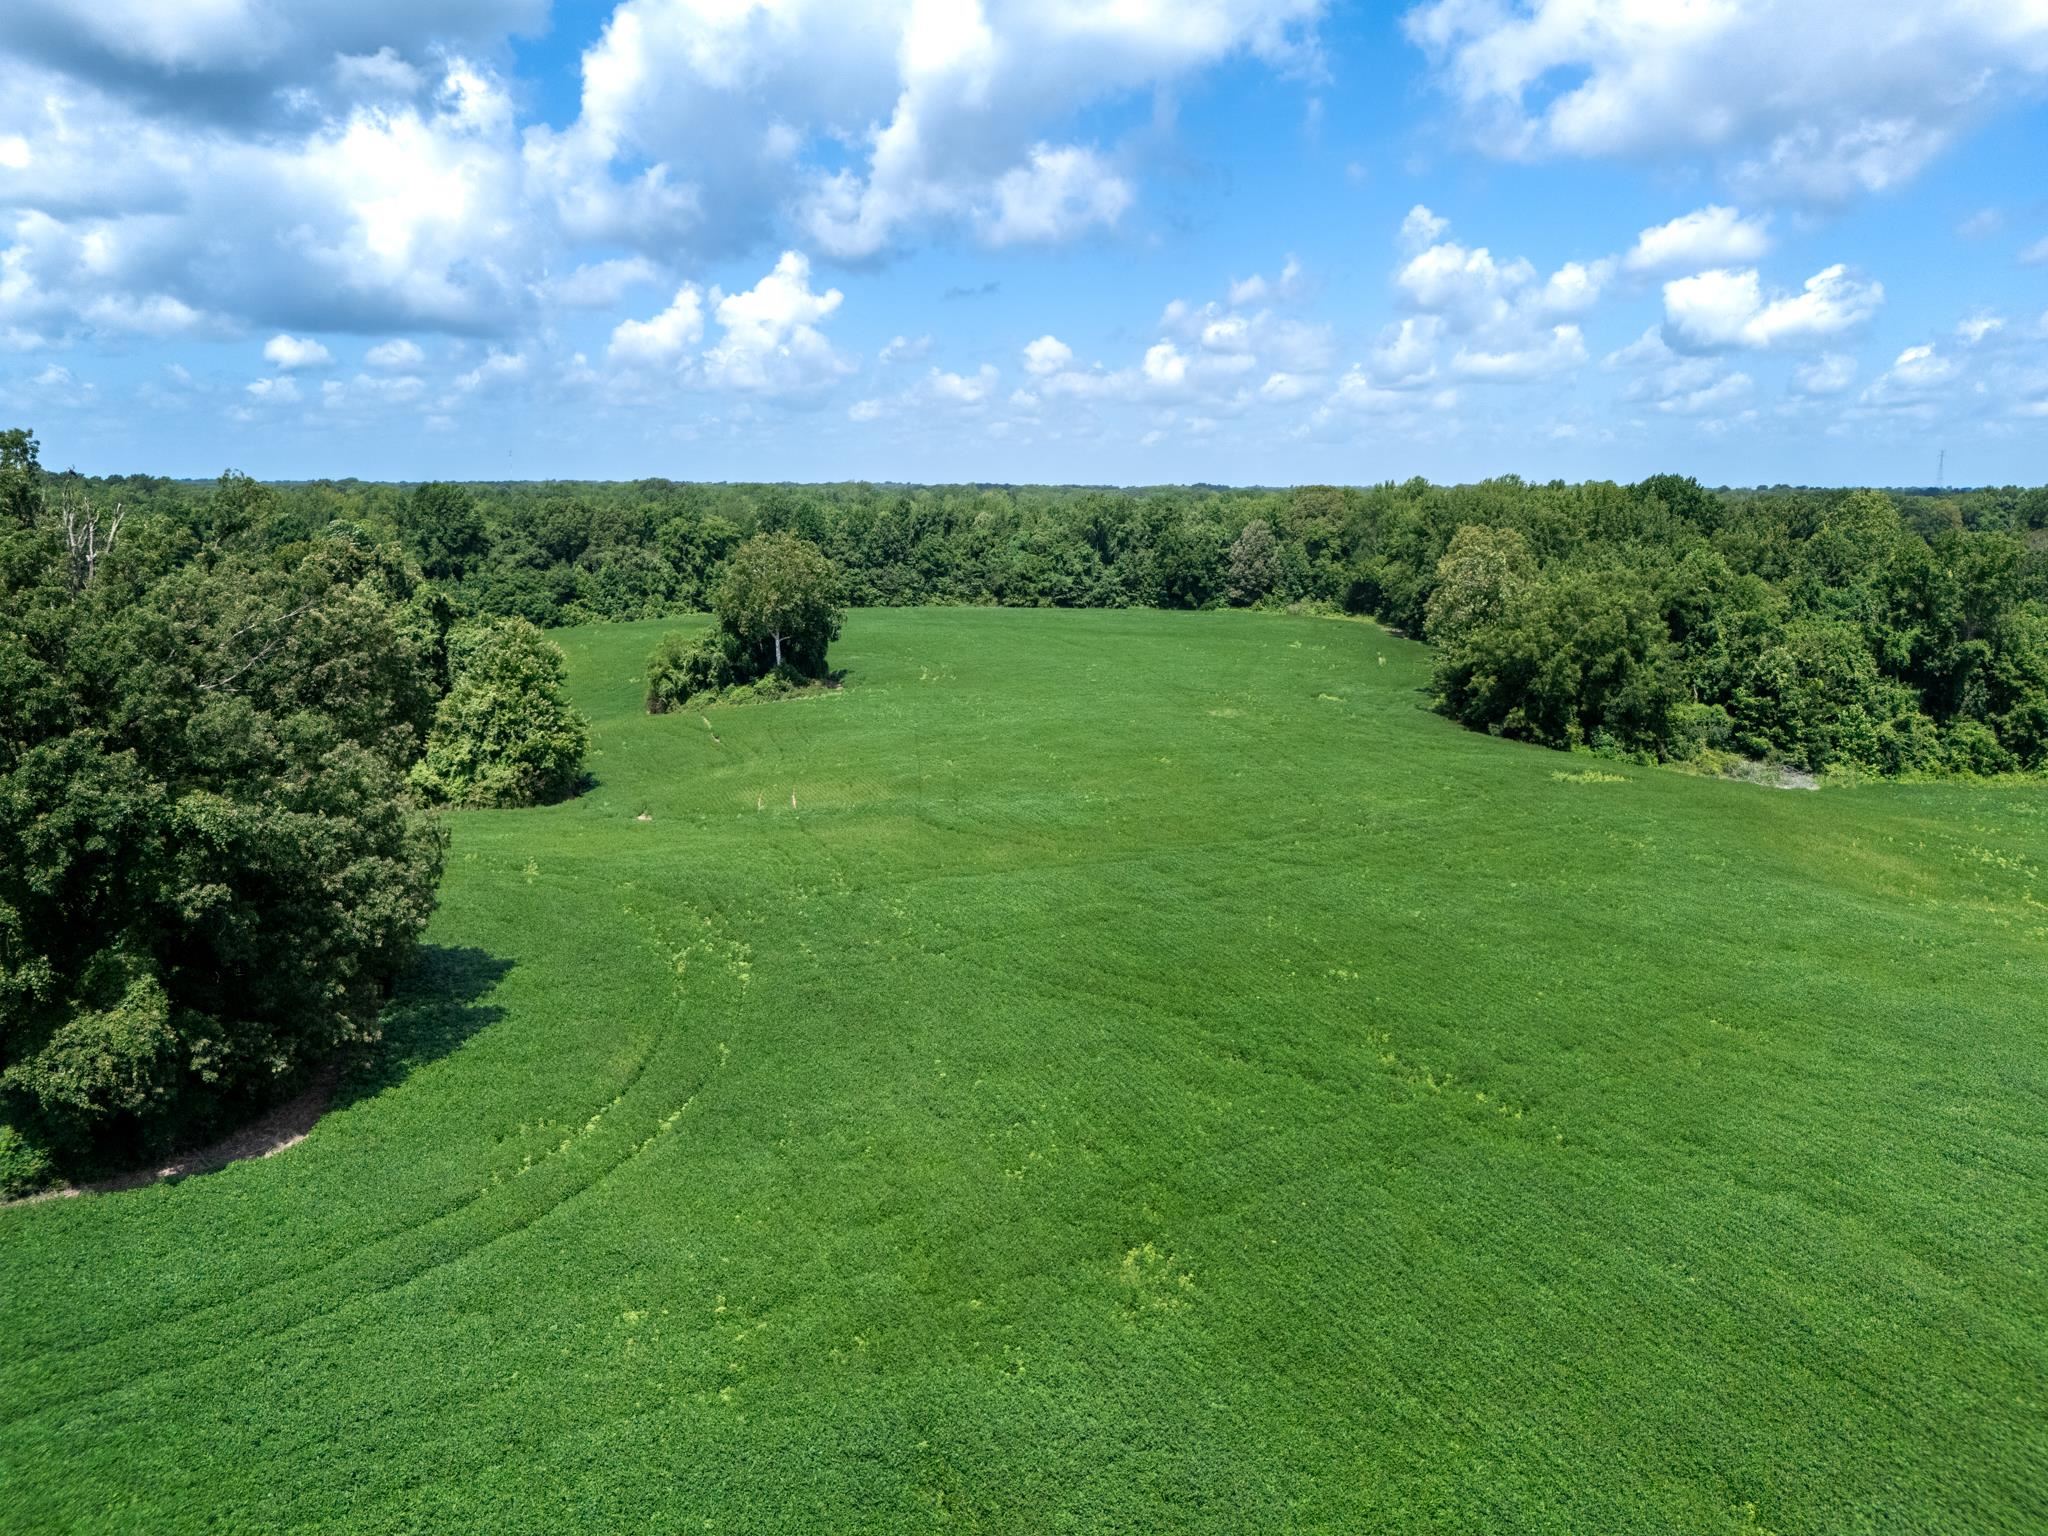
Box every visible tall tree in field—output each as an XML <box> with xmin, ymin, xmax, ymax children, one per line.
<box><xmin>715</xmin><ymin>531</ymin><xmax>842</xmax><ymax>674</ymax></box>
<box><xmin>644</xmin><ymin>532</ymin><xmax>844</xmax><ymax>711</ymax></box>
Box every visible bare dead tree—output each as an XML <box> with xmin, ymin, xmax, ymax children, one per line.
<box><xmin>53</xmin><ymin>487</ymin><xmax>127</xmax><ymax>592</ymax></box>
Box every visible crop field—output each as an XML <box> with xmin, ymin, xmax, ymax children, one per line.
<box><xmin>2</xmin><ymin>607</ymin><xmax>2044</xmax><ymax>1534</ymax></box>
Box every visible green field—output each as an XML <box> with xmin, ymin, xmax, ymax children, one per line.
<box><xmin>3</xmin><ymin>608</ymin><xmax>2044</xmax><ymax>1533</ymax></box>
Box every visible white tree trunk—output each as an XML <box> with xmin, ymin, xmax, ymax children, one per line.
<box><xmin>57</xmin><ymin>491</ymin><xmax>125</xmax><ymax>591</ymax></box>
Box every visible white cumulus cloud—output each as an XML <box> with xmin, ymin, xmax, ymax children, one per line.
<box><xmin>929</xmin><ymin>363</ymin><xmax>999</xmax><ymax>404</ymax></box>
<box><xmin>1259</xmin><ymin>371</ymin><xmax>1316</xmax><ymax>401</ymax></box>
<box><xmin>1399</xmin><ymin>204</ymin><xmax>1449</xmax><ymax>251</ymax></box>
<box><xmin>1624</xmin><ymin>206</ymin><xmax>1771</xmax><ymax>273</ymax></box>
<box><xmin>1956</xmin><ymin>313</ymin><xmax>2004</xmax><ymax>345</ymax></box>
<box><xmin>365</xmin><ymin>337</ymin><xmax>424</xmax><ymax>370</ymax></box>
<box><xmin>1227</xmin><ymin>255</ymin><xmax>1304</xmax><ymax>307</ymax></box>
<box><xmin>263</xmin><ymin>333</ymin><xmax>332</xmax><ymax>369</ymax></box>
<box><xmin>1794</xmin><ymin>353</ymin><xmax>1858</xmax><ymax>395</ymax></box>
<box><xmin>608</xmin><ymin>283</ymin><xmax>705</xmax><ymax>369</ymax></box>
<box><xmin>548</xmin><ymin>256</ymin><xmax>662</xmax><ymax>308</ymax></box>
<box><xmin>701</xmin><ymin>250</ymin><xmax>851</xmax><ymax>396</ymax></box>
<box><xmin>244</xmin><ymin>375</ymin><xmax>300</xmax><ymax>403</ymax></box>
<box><xmin>977</xmin><ymin>144</ymin><xmax>1132</xmax><ymax>248</ymax></box>
<box><xmin>1860</xmin><ymin>342</ymin><xmax>1959</xmax><ymax>408</ymax></box>
<box><xmin>879</xmin><ymin>333</ymin><xmax>932</xmax><ymax>364</ymax></box>
<box><xmin>1367</xmin><ymin>315</ymin><xmax>1442</xmax><ymax>386</ymax></box>
<box><xmin>603</xmin><ymin>250</ymin><xmax>851</xmax><ymax>398</ymax></box>
<box><xmin>1405</xmin><ymin>0</ymin><xmax>2048</xmax><ymax>202</ymax></box>
<box><xmin>1390</xmin><ymin>208</ymin><xmax>1604</xmax><ymax>381</ymax></box>
<box><xmin>0</xmin><ymin>1</ymin><xmax>1325</xmax><ymax>358</ymax></box>
<box><xmin>552</xmin><ymin>0</ymin><xmax>1320</xmax><ymax>261</ymax></box>
<box><xmin>454</xmin><ymin>350</ymin><xmax>526</xmax><ymax>392</ymax></box>
<box><xmin>1663</xmin><ymin>264</ymin><xmax>1883</xmax><ymax>349</ymax></box>
<box><xmin>1452</xmin><ymin>324</ymin><xmax>1588</xmax><ymax>380</ymax></box>
<box><xmin>1022</xmin><ymin>334</ymin><xmax>1074</xmax><ymax>376</ymax></box>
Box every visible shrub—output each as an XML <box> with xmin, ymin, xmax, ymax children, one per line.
<box><xmin>1730</xmin><ymin>619</ymin><xmax>1939</xmax><ymax>773</ymax></box>
<box><xmin>410</xmin><ymin>619</ymin><xmax>588</xmax><ymax>807</ymax></box>
<box><xmin>646</xmin><ymin>628</ymin><xmax>747</xmax><ymax>713</ymax></box>
<box><xmin>1942</xmin><ymin>718</ymin><xmax>2016</xmax><ymax>776</ymax></box>
<box><xmin>0</xmin><ymin>1120</ymin><xmax>55</xmax><ymax>1199</ymax></box>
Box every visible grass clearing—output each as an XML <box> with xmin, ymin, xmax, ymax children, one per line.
<box><xmin>3</xmin><ymin>607</ymin><xmax>2044</xmax><ymax>1533</ymax></box>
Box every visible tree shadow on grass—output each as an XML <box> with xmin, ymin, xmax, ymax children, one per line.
<box><xmin>9</xmin><ymin>945</ymin><xmax>515</xmax><ymax>1203</ymax></box>
<box><xmin>338</xmin><ymin>944</ymin><xmax>514</xmax><ymax>1107</ymax></box>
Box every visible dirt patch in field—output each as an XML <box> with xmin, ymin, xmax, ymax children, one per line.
<box><xmin>1722</xmin><ymin>758</ymin><xmax>1820</xmax><ymax>791</ymax></box>
<box><xmin>8</xmin><ymin>1068</ymin><xmax>336</xmax><ymax>1207</ymax></box>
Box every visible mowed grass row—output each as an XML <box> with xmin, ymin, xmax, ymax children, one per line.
<box><xmin>2</xmin><ymin>608</ymin><xmax>2043</xmax><ymax>1534</ymax></box>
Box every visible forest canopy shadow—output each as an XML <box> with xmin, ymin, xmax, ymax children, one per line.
<box><xmin>339</xmin><ymin>944</ymin><xmax>514</xmax><ymax>1107</ymax></box>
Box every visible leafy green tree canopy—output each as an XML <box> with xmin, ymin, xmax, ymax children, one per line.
<box><xmin>713</xmin><ymin>531</ymin><xmax>842</xmax><ymax>674</ymax></box>
<box><xmin>1424</xmin><ymin>524</ymin><xmax>1534</xmax><ymax>646</ymax></box>
<box><xmin>1</xmin><ymin>461</ymin><xmax>445</xmax><ymax>1185</ymax></box>
<box><xmin>410</xmin><ymin>618</ymin><xmax>589</xmax><ymax>808</ymax></box>
<box><xmin>1226</xmin><ymin>519</ymin><xmax>1278</xmax><ymax>606</ymax></box>
<box><xmin>400</xmin><ymin>482</ymin><xmax>489</xmax><ymax>583</ymax></box>
<box><xmin>0</xmin><ymin>427</ymin><xmax>39</xmax><ymax>529</ymax></box>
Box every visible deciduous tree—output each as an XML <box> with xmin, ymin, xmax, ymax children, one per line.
<box><xmin>714</xmin><ymin>531</ymin><xmax>841</xmax><ymax>673</ymax></box>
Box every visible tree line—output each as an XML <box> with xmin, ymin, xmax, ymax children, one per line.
<box><xmin>8</xmin><ymin>430</ymin><xmax>2047</xmax><ymax>1190</ymax></box>
<box><xmin>240</xmin><ymin>466</ymin><xmax>2047</xmax><ymax>772</ymax></box>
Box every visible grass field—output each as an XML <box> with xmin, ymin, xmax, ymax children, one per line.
<box><xmin>3</xmin><ymin>607</ymin><xmax>2044</xmax><ymax>1534</ymax></box>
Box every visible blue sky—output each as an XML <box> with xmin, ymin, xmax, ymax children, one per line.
<box><xmin>2</xmin><ymin>1</ymin><xmax>2045</xmax><ymax>486</ymax></box>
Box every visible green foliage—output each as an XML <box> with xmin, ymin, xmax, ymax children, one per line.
<box><xmin>644</xmin><ymin>626</ymin><xmax>743</xmax><ymax>713</ymax></box>
<box><xmin>15</xmin><ymin>459</ymin><xmax>2048</xmax><ymax>779</ymax></box>
<box><xmin>2</xmin><ymin>610</ymin><xmax>2040</xmax><ymax>1529</ymax></box>
<box><xmin>1415</xmin><ymin>482</ymin><xmax>2048</xmax><ymax>773</ymax></box>
<box><xmin>1432</xmin><ymin>558</ymin><xmax>1685</xmax><ymax>755</ymax></box>
<box><xmin>399</xmin><ymin>482</ymin><xmax>488</xmax><ymax>582</ymax></box>
<box><xmin>645</xmin><ymin>534</ymin><xmax>842</xmax><ymax>711</ymax></box>
<box><xmin>410</xmin><ymin>618</ymin><xmax>588</xmax><ymax>808</ymax></box>
<box><xmin>1423</xmin><ymin>523</ymin><xmax>1535</xmax><ymax>645</ymax></box>
<box><xmin>0</xmin><ymin>449</ymin><xmax>445</xmax><ymax>1171</ymax></box>
<box><xmin>2</xmin><ymin>948</ymin><xmax>178</xmax><ymax>1125</ymax></box>
<box><xmin>713</xmin><ymin>531</ymin><xmax>842</xmax><ymax>673</ymax></box>
<box><xmin>655</xmin><ymin>508</ymin><xmax>739</xmax><ymax>603</ymax></box>
<box><xmin>1728</xmin><ymin>618</ymin><xmax>1938</xmax><ymax>773</ymax></box>
<box><xmin>0</xmin><ymin>1119</ymin><xmax>52</xmax><ymax>1198</ymax></box>
<box><xmin>1225</xmin><ymin>517</ymin><xmax>1279</xmax><ymax>605</ymax></box>
<box><xmin>0</xmin><ymin>428</ymin><xmax>39</xmax><ymax>530</ymax></box>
